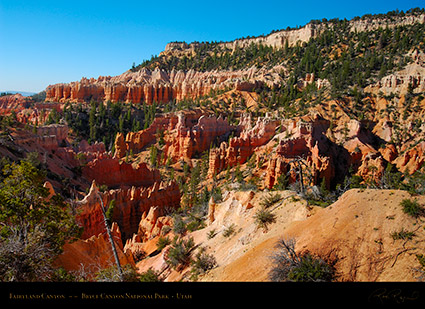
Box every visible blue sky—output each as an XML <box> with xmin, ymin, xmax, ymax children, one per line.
<box><xmin>0</xmin><ymin>0</ymin><xmax>424</xmax><ymax>93</ymax></box>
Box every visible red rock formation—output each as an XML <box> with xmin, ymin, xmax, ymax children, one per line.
<box><xmin>46</xmin><ymin>78</ymin><xmax>105</xmax><ymax>102</ymax></box>
<box><xmin>37</xmin><ymin>124</ymin><xmax>68</xmax><ymax>143</ymax></box>
<box><xmin>53</xmin><ymin>140</ymin><xmax>106</xmax><ymax>175</ymax></box>
<box><xmin>54</xmin><ymin>222</ymin><xmax>135</xmax><ymax>277</ymax></box>
<box><xmin>208</xmin><ymin>113</ymin><xmax>278</xmax><ymax>177</ymax></box>
<box><xmin>82</xmin><ymin>157</ymin><xmax>160</xmax><ymax>188</ymax></box>
<box><xmin>11</xmin><ymin>124</ymin><xmax>69</xmax><ymax>151</ymax></box>
<box><xmin>264</xmin><ymin>117</ymin><xmax>338</xmax><ymax>189</ymax></box>
<box><xmin>265</xmin><ymin>138</ymin><xmax>335</xmax><ymax>190</ymax></box>
<box><xmin>0</xmin><ymin>94</ymin><xmax>31</xmax><ymax>114</ymax></box>
<box><xmin>43</xmin><ymin>181</ymin><xmax>56</xmax><ymax>200</ymax></box>
<box><xmin>12</xmin><ymin>102</ymin><xmax>63</xmax><ymax>125</ymax></box>
<box><xmin>114</xmin><ymin>113</ymin><xmax>179</xmax><ymax>159</ymax></box>
<box><xmin>0</xmin><ymin>93</ymin><xmax>63</xmax><ymax>125</ymax></box>
<box><xmin>356</xmin><ymin>153</ymin><xmax>387</xmax><ymax>183</ymax></box>
<box><xmin>76</xmin><ymin>180</ymin><xmax>181</xmax><ymax>240</ymax></box>
<box><xmin>394</xmin><ymin>141</ymin><xmax>425</xmax><ymax>174</ymax></box>
<box><xmin>340</xmin><ymin>119</ymin><xmax>386</xmax><ymax>177</ymax></box>
<box><xmin>114</xmin><ymin>110</ymin><xmax>234</xmax><ymax>164</ymax></box>
<box><xmin>380</xmin><ymin>144</ymin><xmax>398</xmax><ymax>163</ymax></box>
<box><xmin>44</xmin><ymin>67</ymin><xmax>275</xmax><ymax>104</ymax></box>
<box><xmin>165</xmin><ymin>112</ymin><xmax>234</xmax><ymax>163</ymax></box>
<box><xmin>44</xmin><ymin>15</ymin><xmax>425</xmax><ymax>106</ymax></box>
<box><xmin>137</xmin><ymin>207</ymin><xmax>174</xmax><ymax>242</ymax></box>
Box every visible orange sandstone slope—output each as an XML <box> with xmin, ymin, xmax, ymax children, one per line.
<box><xmin>199</xmin><ymin>189</ymin><xmax>425</xmax><ymax>282</ymax></box>
<box><xmin>284</xmin><ymin>189</ymin><xmax>425</xmax><ymax>282</ymax></box>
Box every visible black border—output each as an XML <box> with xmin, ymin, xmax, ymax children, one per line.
<box><xmin>1</xmin><ymin>282</ymin><xmax>425</xmax><ymax>305</ymax></box>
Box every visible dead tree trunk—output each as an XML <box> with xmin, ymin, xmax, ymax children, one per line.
<box><xmin>288</xmin><ymin>156</ymin><xmax>312</xmax><ymax>196</ymax></box>
<box><xmin>97</xmin><ymin>192</ymin><xmax>124</xmax><ymax>281</ymax></box>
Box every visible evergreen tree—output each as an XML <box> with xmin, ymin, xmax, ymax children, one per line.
<box><xmin>0</xmin><ymin>159</ymin><xmax>81</xmax><ymax>281</ymax></box>
<box><xmin>88</xmin><ymin>100</ymin><xmax>97</xmax><ymax>143</ymax></box>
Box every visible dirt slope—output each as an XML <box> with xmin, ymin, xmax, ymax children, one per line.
<box><xmin>200</xmin><ymin>189</ymin><xmax>425</xmax><ymax>282</ymax></box>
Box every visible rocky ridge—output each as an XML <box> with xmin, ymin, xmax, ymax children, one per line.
<box><xmin>366</xmin><ymin>50</ymin><xmax>425</xmax><ymax>95</ymax></box>
<box><xmin>76</xmin><ymin>180</ymin><xmax>181</xmax><ymax>240</ymax></box>
<box><xmin>45</xmin><ymin>66</ymin><xmax>277</xmax><ymax>105</ymax></box>
<box><xmin>163</xmin><ymin>13</ymin><xmax>425</xmax><ymax>55</ymax></box>
<box><xmin>43</xmin><ymin>12</ymin><xmax>425</xmax><ymax>112</ymax></box>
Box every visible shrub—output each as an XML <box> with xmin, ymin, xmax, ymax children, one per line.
<box><xmin>0</xmin><ymin>159</ymin><xmax>81</xmax><ymax>281</ymax></box>
<box><xmin>105</xmin><ymin>199</ymin><xmax>115</xmax><ymax>225</ymax></box>
<box><xmin>254</xmin><ymin>208</ymin><xmax>276</xmax><ymax>231</ymax></box>
<box><xmin>161</xmin><ymin>225</ymin><xmax>171</xmax><ymax>235</ymax></box>
<box><xmin>287</xmin><ymin>254</ymin><xmax>334</xmax><ymax>282</ymax></box>
<box><xmin>391</xmin><ymin>228</ymin><xmax>415</xmax><ymax>240</ymax></box>
<box><xmin>211</xmin><ymin>186</ymin><xmax>223</xmax><ymax>203</ymax></box>
<box><xmin>417</xmin><ymin>254</ymin><xmax>425</xmax><ymax>269</ymax></box>
<box><xmin>415</xmin><ymin>254</ymin><xmax>425</xmax><ymax>282</ymax></box>
<box><xmin>98</xmin><ymin>184</ymin><xmax>109</xmax><ymax>192</ymax></box>
<box><xmin>186</xmin><ymin>215</ymin><xmax>205</xmax><ymax>232</ymax></box>
<box><xmin>269</xmin><ymin>238</ymin><xmax>334</xmax><ymax>282</ymax></box>
<box><xmin>207</xmin><ymin>229</ymin><xmax>217</xmax><ymax>239</ymax></box>
<box><xmin>272</xmin><ymin>174</ymin><xmax>289</xmax><ymax>190</ymax></box>
<box><xmin>400</xmin><ymin>198</ymin><xmax>424</xmax><ymax>218</ymax></box>
<box><xmin>75</xmin><ymin>152</ymin><xmax>87</xmax><ymax>166</ymax></box>
<box><xmin>157</xmin><ymin>236</ymin><xmax>171</xmax><ymax>252</ymax></box>
<box><xmin>139</xmin><ymin>268</ymin><xmax>164</xmax><ymax>282</ymax></box>
<box><xmin>165</xmin><ymin>236</ymin><xmax>195</xmax><ymax>270</ymax></box>
<box><xmin>235</xmin><ymin>163</ymin><xmax>244</xmax><ymax>183</ymax></box>
<box><xmin>190</xmin><ymin>247</ymin><xmax>217</xmax><ymax>280</ymax></box>
<box><xmin>172</xmin><ymin>215</ymin><xmax>186</xmax><ymax>235</ymax></box>
<box><xmin>222</xmin><ymin>224</ymin><xmax>236</xmax><ymax>238</ymax></box>
<box><xmin>0</xmin><ymin>225</ymin><xmax>56</xmax><ymax>282</ymax></box>
<box><xmin>133</xmin><ymin>248</ymin><xmax>147</xmax><ymax>262</ymax></box>
<box><xmin>95</xmin><ymin>264</ymin><xmax>140</xmax><ymax>282</ymax></box>
<box><xmin>260</xmin><ymin>193</ymin><xmax>282</xmax><ymax>208</ymax></box>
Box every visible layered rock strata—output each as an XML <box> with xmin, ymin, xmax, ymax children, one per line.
<box><xmin>366</xmin><ymin>50</ymin><xmax>425</xmax><ymax>95</ymax></box>
<box><xmin>55</xmin><ymin>223</ymin><xmax>135</xmax><ymax>276</ymax></box>
<box><xmin>163</xmin><ymin>14</ymin><xmax>424</xmax><ymax>56</ymax></box>
<box><xmin>12</xmin><ymin>124</ymin><xmax>69</xmax><ymax>151</ymax></box>
<box><xmin>208</xmin><ymin>113</ymin><xmax>279</xmax><ymax>177</ymax></box>
<box><xmin>114</xmin><ymin>113</ymin><xmax>180</xmax><ymax>159</ymax></box>
<box><xmin>44</xmin><ymin>14</ymin><xmax>424</xmax><ymax>107</ymax></box>
<box><xmin>82</xmin><ymin>157</ymin><xmax>160</xmax><ymax>188</ymax></box>
<box><xmin>0</xmin><ymin>94</ymin><xmax>31</xmax><ymax>113</ymax></box>
<box><xmin>165</xmin><ymin>112</ymin><xmax>234</xmax><ymax>163</ymax></box>
<box><xmin>114</xmin><ymin>109</ymin><xmax>235</xmax><ymax>163</ymax></box>
<box><xmin>45</xmin><ymin>68</ymin><xmax>268</xmax><ymax>104</ymax></box>
<box><xmin>264</xmin><ymin>116</ymin><xmax>337</xmax><ymax>189</ymax></box>
<box><xmin>76</xmin><ymin>180</ymin><xmax>181</xmax><ymax>241</ymax></box>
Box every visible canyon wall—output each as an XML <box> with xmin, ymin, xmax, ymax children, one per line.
<box><xmin>44</xmin><ymin>13</ymin><xmax>425</xmax><ymax>107</ymax></box>
<box><xmin>82</xmin><ymin>157</ymin><xmax>160</xmax><ymax>188</ymax></box>
<box><xmin>11</xmin><ymin>124</ymin><xmax>69</xmax><ymax>152</ymax></box>
<box><xmin>264</xmin><ymin>116</ymin><xmax>337</xmax><ymax>189</ymax></box>
<box><xmin>114</xmin><ymin>113</ymin><xmax>179</xmax><ymax>159</ymax></box>
<box><xmin>366</xmin><ymin>50</ymin><xmax>425</xmax><ymax>95</ymax></box>
<box><xmin>163</xmin><ymin>14</ymin><xmax>425</xmax><ymax>56</ymax></box>
<box><xmin>114</xmin><ymin>109</ymin><xmax>235</xmax><ymax>164</ymax></box>
<box><xmin>76</xmin><ymin>180</ymin><xmax>181</xmax><ymax>241</ymax></box>
<box><xmin>45</xmin><ymin>67</ymin><xmax>268</xmax><ymax>104</ymax></box>
<box><xmin>55</xmin><ymin>223</ymin><xmax>135</xmax><ymax>276</ymax></box>
<box><xmin>165</xmin><ymin>112</ymin><xmax>234</xmax><ymax>163</ymax></box>
<box><xmin>0</xmin><ymin>94</ymin><xmax>32</xmax><ymax>113</ymax></box>
<box><xmin>208</xmin><ymin>114</ymin><xmax>279</xmax><ymax>177</ymax></box>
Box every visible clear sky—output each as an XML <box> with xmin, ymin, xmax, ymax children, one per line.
<box><xmin>0</xmin><ymin>0</ymin><xmax>424</xmax><ymax>93</ymax></box>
